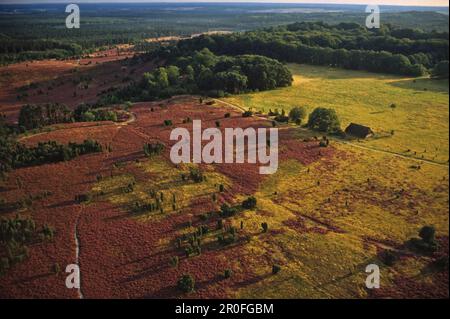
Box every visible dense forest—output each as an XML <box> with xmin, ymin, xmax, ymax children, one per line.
<box><xmin>173</xmin><ymin>22</ymin><xmax>449</xmax><ymax>76</ymax></box>
<box><xmin>101</xmin><ymin>49</ymin><xmax>293</xmax><ymax>103</ymax></box>
<box><xmin>0</xmin><ymin>3</ymin><xmax>448</xmax><ymax>65</ymax></box>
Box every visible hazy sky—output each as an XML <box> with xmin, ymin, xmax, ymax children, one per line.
<box><xmin>1</xmin><ymin>0</ymin><xmax>448</xmax><ymax>7</ymax></box>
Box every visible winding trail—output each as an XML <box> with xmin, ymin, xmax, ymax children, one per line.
<box><xmin>74</xmin><ymin>212</ymin><xmax>84</xmax><ymax>299</ymax></box>
<box><xmin>69</xmin><ymin>111</ymin><xmax>137</xmax><ymax>300</ymax></box>
<box><xmin>333</xmin><ymin>139</ymin><xmax>449</xmax><ymax>168</ymax></box>
<box><xmin>18</xmin><ymin>111</ymin><xmax>136</xmax><ymax>142</ymax></box>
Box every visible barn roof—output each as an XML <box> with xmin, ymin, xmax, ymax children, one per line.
<box><xmin>345</xmin><ymin>123</ymin><xmax>374</xmax><ymax>138</ymax></box>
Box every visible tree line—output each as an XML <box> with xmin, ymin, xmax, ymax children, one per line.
<box><xmin>173</xmin><ymin>22</ymin><xmax>448</xmax><ymax>76</ymax></box>
<box><xmin>18</xmin><ymin>103</ymin><xmax>118</xmax><ymax>131</ymax></box>
<box><xmin>0</xmin><ymin>39</ymin><xmax>83</xmax><ymax>65</ymax></box>
<box><xmin>0</xmin><ymin>138</ymin><xmax>103</xmax><ymax>177</ymax></box>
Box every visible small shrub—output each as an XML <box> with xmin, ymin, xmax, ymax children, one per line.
<box><xmin>189</xmin><ymin>167</ymin><xmax>204</xmax><ymax>183</ymax></box>
<box><xmin>52</xmin><ymin>263</ymin><xmax>61</xmax><ymax>275</ymax></box>
<box><xmin>41</xmin><ymin>224</ymin><xmax>55</xmax><ymax>240</ymax></box>
<box><xmin>268</xmin><ymin>109</ymin><xmax>279</xmax><ymax>116</ymax></box>
<box><xmin>407</xmin><ymin>226</ymin><xmax>439</xmax><ymax>254</ymax></box>
<box><xmin>419</xmin><ymin>226</ymin><xmax>436</xmax><ymax>244</ymax></box>
<box><xmin>261</xmin><ymin>222</ymin><xmax>268</xmax><ymax>233</ymax></box>
<box><xmin>224</xmin><ymin>269</ymin><xmax>232</xmax><ymax>279</ymax></box>
<box><xmin>177</xmin><ymin>274</ymin><xmax>195</xmax><ymax>293</ymax></box>
<box><xmin>242</xmin><ymin>196</ymin><xmax>257</xmax><ymax>209</ymax></box>
<box><xmin>242</xmin><ymin>110</ymin><xmax>253</xmax><ymax>118</ymax></box>
<box><xmin>220</xmin><ymin>204</ymin><xmax>238</xmax><ymax>217</ymax></box>
<box><xmin>198</xmin><ymin>225</ymin><xmax>209</xmax><ymax>236</ymax></box>
<box><xmin>184</xmin><ymin>246</ymin><xmax>193</xmax><ymax>258</ymax></box>
<box><xmin>169</xmin><ymin>256</ymin><xmax>179</xmax><ymax>268</ymax></box>
<box><xmin>143</xmin><ymin>142</ymin><xmax>164</xmax><ymax>157</ymax></box>
<box><xmin>380</xmin><ymin>250</ymin><xmax>398</xmax><ymax>266</ymax></box>
<box><xmin>319</xmin><ymin>136</ymin><xmax>330</xmax><ymax>148</ymax></box>
<box><xmin>75</xmin><ymin>193</ymin><xmax>91</xmax><ymax>203</ymax></box>
<box><xmin>289</xmin><ymin>106</ymin><xmax>307</xmax><ymax>123</ymax></box>
<box><xmin>432</xmin><ymin>256</ymin><xmax>449</xmax><ymax>271</ymax></box>
<box><xmin>274</xmin><ymin>115</ymin><xmax>289</xmax><ymax>123</ymax></box>
<box><xmin>272</xmin><ymin>264</ymin><xmax>281</xmax><ymax>275</ymax></box>
<box><xmin>217</xmin><ymin>233</ymin><xmax>236</xmax><ymax>246</ymax></box>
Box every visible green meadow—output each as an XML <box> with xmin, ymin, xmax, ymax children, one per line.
<box><xmin>224</xmin><ymin>64</ymin><xmax>449</xmax><ymax>164</ymax></box>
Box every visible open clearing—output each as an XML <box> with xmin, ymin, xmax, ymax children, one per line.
<box><xmin>224</xmin><ymin>64</ymin><xmax>449</xmax><ymax>164</ymax></box>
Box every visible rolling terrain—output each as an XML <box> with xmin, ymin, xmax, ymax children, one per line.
<box><xmin>0</xmin><ymin>57</ymin><xmax>448</xmax><ymax>298</ymax></box>
<box><xmin>0</xmin><ymin>3</ymin><xmax>448</xmax><ymax>300</ymax></box>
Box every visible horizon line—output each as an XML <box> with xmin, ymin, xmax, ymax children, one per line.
<box><xmin>1</xmin><ymin>1</ymin><xmax>448</xmax><ymax>9</ymax></box>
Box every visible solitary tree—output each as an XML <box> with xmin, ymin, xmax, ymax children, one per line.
<box><xmin>307</xmin><ymin>107</ymin><xmax>341</xmax><ymax>133</ymax></box>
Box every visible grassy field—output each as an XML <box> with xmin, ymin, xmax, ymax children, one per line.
<box><xmin>229</xmin><ymin>142</ymin><xmax>449</xmax><ymax>298</ymax></box>
<box><xmin>90</xmin><ymin>143</ymin><xmax>448</xmax><ymax>298</ymax></box>
<box><xmin>224</xmin><ymin>64</ymin><xmax>449</xmax><ymax>164</ymax></box>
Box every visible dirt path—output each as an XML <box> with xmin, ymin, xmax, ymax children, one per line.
<box><xmin>213</xmin><ymin>99</ymin><xmax>268</xmax><ymax>122</ymax></box>
<box><xmin>333</xmin><ymin>139</ymin><xmax>449</xmax><ymax>168</ymax></box>
<box><xmin>18</xmin><ymin>111</ymin><xmax>136</xmax><ymax>142</ymax></box>
<box><xmin>70</xmin><ymin>110</ymin><xmax>135</xmax><ymax>299</ymax></box>
<box><xmin>214</xmin><ymin>99</ymin><xmax>449</xmax><ymax>168</ymax></box>
<box><xmin>74</xmin><ymin>212</ymin><xmax>84</xmax><ymax>299</ymax></box>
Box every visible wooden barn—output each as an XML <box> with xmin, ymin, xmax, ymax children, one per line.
<box><xmin>345</xmin><ymin>123</ymin><xmax>374</xmax><ymax>138</ymax></box>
